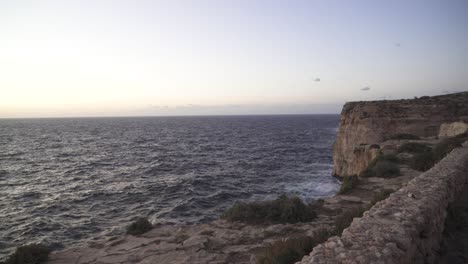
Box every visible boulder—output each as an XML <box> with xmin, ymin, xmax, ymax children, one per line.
<box><xmin>439</xmin><ymin>121</ymin><xmax>468</xmax><ymax>137</ymax></box>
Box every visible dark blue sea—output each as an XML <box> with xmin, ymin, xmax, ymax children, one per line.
<box><xmin>0</xmin><ymin>115</ymin><xmax>339</xmax><ymax>259</ymax></box>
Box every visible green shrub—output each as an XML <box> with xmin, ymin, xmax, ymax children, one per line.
<box><xmin>256</xmin><ymin>229</ymin><xmax>332</xmax><ymax>264</ymax></box>
<box><xmin>398</xmin><ymin>142</ymin><xmax>431</xmax><ymax>154</ymax></box>
<box><xmin>333</xmin><ymin>207</ymin><xmax>365</xmax><ymax>236</ymax></box>
<box><xmin>338</xmin><ymin>175</ymin><xmax>359</xmax><ymax>194</ymax></box>
<box><xmin>411</xmin><ymin>151</ymin><xmax>435</xmax><ymax>171</ymax></box>
<box><xmin>433</xmin><ymin>137</ymin><xmax>464</xmax><ymax>161</ymax></box>
<box><xmin>221</xmin><ymin>195</ymin><xmax>316</xmax><ymax>225</ymax></box>
<box><xmin>5</xmin><ymin>244</ymin><xmax>51</xmax><ymax>264</ymax></box>
<box><xmin>372</xmin><ymin>160</ymin><xmax>400</xmax><ymax>177</ymax></box>
<box><xmin>411</xmin><ymin>136</ymin><xmax>465</xmax><ymax>171</ymax></box>
<box><xmin>367</xmin><ymin>189</ymin><xmax>394</xmax><ymax>209</ymax></box>
<box><xmin>126</xmin><ymin>218</ymin><xmax>152</xmax><ymax>236</ymax></box>
<box><xmin>390</xmin><ymin>133</ymin><xmax>420</xmax><ymax>140</ymax></box>
<box><xmin>361</xmin><ymin>154</ymin><xmax>400</xmax><ymax>178</ymax></box>
<box><xmin>376</xmin><ymin>154</ymin><xmax>398</xmax><ymax>163</ymax></box>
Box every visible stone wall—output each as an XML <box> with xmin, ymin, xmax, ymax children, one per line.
<box><xmin>298</xmin><ymin>143</ymin><xmax>468</xmax><ymax>264</ymax></box>
<box><xmin>333</xmin><ymin>92</ymin><xmax>468</xmax><ymax>177</ymax></box>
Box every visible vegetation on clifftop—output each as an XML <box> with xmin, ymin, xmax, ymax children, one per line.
<box><xmin>221</xmin><ymin>195</ymin><xmax>317</xmax><ymax>225</ymax></box>
<box><xmin>360</xmin><ymin>154</ymin><xmax>400</xmax><ymax>178</ymax></box>
<box><xmin>433</xmin><ymin>136</ymin><xmax>466</xmax><ymax>161</ymax></box>
<box><xmin>398</xmin><ymin>142</ymin><xmax>432</xmax><ymax>154</ymax></box>
<box><xmin>256</xmin><ymin>205</ymin><xmax>367</xmax><ymax>264</ymax></box>
<box><xmin>411</xmin><ymin>135</ymin><xmax>466</xmax><ymax>171</ymax></box>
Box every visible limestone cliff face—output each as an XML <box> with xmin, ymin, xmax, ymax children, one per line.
<box><xmin>333</xmin><ymin>92</ymin><xmax>468</xmax><ymax>177</ymax></box>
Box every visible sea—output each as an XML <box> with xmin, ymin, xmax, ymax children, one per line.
<box><xmin>0</xmin><ymin>115</ymin><xmax>340</xmax><ymax>260</ymax></box>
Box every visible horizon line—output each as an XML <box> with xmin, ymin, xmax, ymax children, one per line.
<box><xmin>0</xmin><ymin>113</ymin><xmax>341</xmax><ymax>120</ymax></box>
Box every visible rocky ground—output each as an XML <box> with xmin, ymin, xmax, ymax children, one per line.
<box><xmin>46</xmin><ymin>139</ymin><xmax>433</xmax><ymax>264</ymax></box>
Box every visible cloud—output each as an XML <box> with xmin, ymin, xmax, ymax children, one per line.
<box><xmin>361</xmin><ymin>86</ymin><xmax>371</xmax><ymax>91</ymax></box>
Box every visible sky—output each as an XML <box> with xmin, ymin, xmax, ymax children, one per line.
<box><xmin>1</xmin><ymin>0</ymin><xmax>467</xmax><ymax>118</ymax></box>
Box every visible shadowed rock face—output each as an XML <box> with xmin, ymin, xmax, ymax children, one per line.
<box><xmin>333</xmin><ymin>92</ymin><xmax>468</xmax><ymax>177</ymax></box>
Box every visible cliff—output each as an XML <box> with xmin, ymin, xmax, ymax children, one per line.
<box><xmin>333</xmin><ymin>92</ymin><xmax>468</xmax><ymax>177</ymax></box>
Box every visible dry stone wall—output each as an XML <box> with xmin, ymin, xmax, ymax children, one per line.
<box><xmin>298</xmin><ymin>143</ymin><xmax>468</xmax><ymax>264</ymax></box>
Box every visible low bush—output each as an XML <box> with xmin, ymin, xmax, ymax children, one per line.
<box><xmin>221</xmin><ymin>195</ymin><xmax>316</xmax><ymax>225</ymax></box>
<box><xmin>372</xmin><ymin>161</ymin><xmax>400</xmax><ymax>177</ymax></box>
<box><xmin>256</xmin><ymin>229</ymin><xmax>332</xmax><ymax>264</ymax></box>
<box><xmin>411</xmin><ymin>151</ymin><xmax>435</xmax><ymax>171</ymax></box>
<box><xmin>367</xmin><ymin>189</ymin><xmax>394</xmax><ymax>209</ymax></box>
<box><xmin>360</xmin><ymin>154</ymin><xmax>400</xmax><ymax>178</ymax></box>
<box><xmin>255</xmin><ymin>205</ymin><xmax>370</xmax><ymax>263</ymax></box>
<box><xmin>126</xmin><ymin>218</ymin><xmax>153</xmax><ymax>236</ymax></box>
<box><xmin>376</xmin><ymin>153</ymin><xmax>398</xmax><ymax>163</ymax></box>
<box><xmin>5</xmin><ymin>244</ymin><xmax>51</xmax><ymax>264</ymax></box>
<box><xmin>411</xmin><ymin>136</ymin><xmax>465</xmax><ymax>171</ymax></box>
<box><xmin>398</xmin><ymin>142</ymin><xmax>431</xmax><ymax>154</ymax></box>
<box><xmin>390</xmin><ymin>133</ymin><xmax>420</xmax><ymax>140</ymax></box>
<box><xmin>333</xmin><ymin>207</ymin><xmax>366</xmax><ymax>236</ymax></box>
<box><xmin>432</xmin><ymin>137</ymin><xmax>465</xmax><ymax>161</ymax></box>
<box><xmin>338</xmin><ymin>175</ymin><xmax>359</xmax><ymax>194</ymax></box>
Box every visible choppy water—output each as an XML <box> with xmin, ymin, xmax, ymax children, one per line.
<box><xmin>0</xmin><ymin>115</ymin><xmax>339</xmax><ymax>259</ymax></box>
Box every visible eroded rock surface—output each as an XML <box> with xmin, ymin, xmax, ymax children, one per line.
<box><xmin>47</xmin><ymin>219</ymin><xmax>328</xmax><ymax>264</ymax></box>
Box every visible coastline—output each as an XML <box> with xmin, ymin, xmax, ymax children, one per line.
<box><xmin>46</xmin><ymin>92</ymin><xmax>468</xmax><ymax>263</ymax></box>
<box><xmin>46</xmin><ymin>140</ymin><xmax>425</xmax><ymax>263</ymax></box>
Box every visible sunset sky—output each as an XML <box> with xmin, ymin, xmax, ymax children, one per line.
<box><xmin>1</xmin><ymin>0</ymin><xmax>467</xmax><ymax>117</ymax></box>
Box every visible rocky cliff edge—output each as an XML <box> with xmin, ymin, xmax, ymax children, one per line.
<box><xmin>333</xmin><ymin>92</ymin><xmax>468</xmax><ymax>177</ymax></box>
